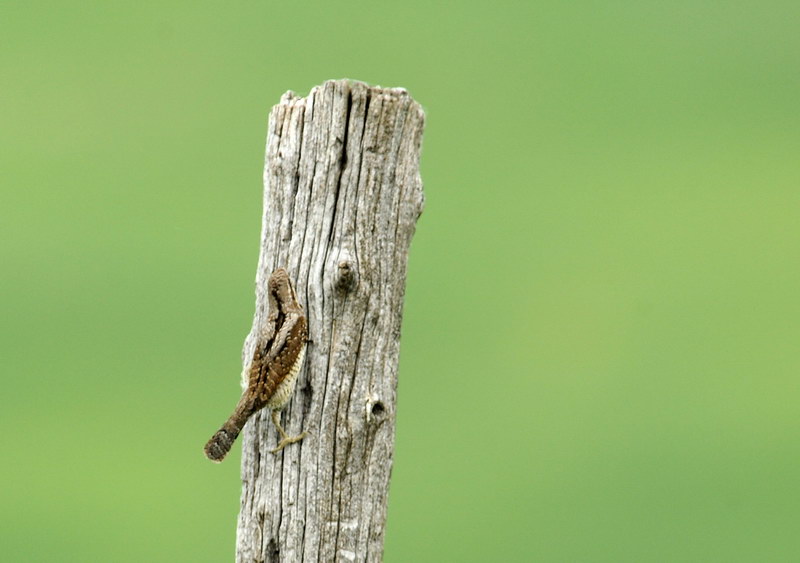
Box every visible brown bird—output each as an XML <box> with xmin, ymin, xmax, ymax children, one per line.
<box><xmin>204</xmin><ymin>268</ymin><xmax>308</xmax><ymax>462</ymax></box>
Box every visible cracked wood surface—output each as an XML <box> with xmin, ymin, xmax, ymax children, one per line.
<box><xmin>234</xmin><ymin>80</ymin><xmax>425</xmax><ymax>562</ymax></box>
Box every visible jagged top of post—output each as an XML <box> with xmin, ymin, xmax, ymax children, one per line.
<box><xmin>278</xmin><ymin>78</ymin><xmax>421</xmax><ymax>111</ymax></box>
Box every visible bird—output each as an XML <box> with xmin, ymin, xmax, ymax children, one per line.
<box><xmin>204</xmin><ymin>268</ymin><xmax>308</xmax><ymax>462</ymax></box>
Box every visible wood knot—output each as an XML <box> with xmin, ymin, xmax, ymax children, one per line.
<box><xmin>371</xmin><ymin>401</ymin><xmax>385</xmax><ymax>417</ymax></box>
<box><xmin>365</xmin><ymin>396</ymin><xmax>388</xmax><ymax>424</ymax></box>
<box><xmin>335</xmin><ymin>260</ymin><xmax>358</xmax><ymax>293</ymax></box>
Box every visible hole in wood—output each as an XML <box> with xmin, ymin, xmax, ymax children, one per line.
<box><xmin>371</xmin><ymin>401</ymin><xmax>385</xmax><ymax>418</ymax></box>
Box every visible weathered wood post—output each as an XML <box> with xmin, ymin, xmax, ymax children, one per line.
<box><xmin>234</xmin><ymin>79</ymin><xmax>425</xmax><ymax>562</ymax></box>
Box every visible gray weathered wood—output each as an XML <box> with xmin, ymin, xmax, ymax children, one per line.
<box><xmin>234</xmin><ymin>79</ymin><xmax>425</xmax><ymax>562</ymax></box>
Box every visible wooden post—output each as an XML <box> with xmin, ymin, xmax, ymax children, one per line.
<box><xmin>234</xmin><ymin>80</ymin><xmax>425</xmax><ymax>562</ymax></box>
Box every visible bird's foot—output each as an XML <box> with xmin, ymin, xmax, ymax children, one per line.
<box><xmin>271</xmin><ymin>431</ymin><xmax>307</xmax><ymax>454</ymax></box>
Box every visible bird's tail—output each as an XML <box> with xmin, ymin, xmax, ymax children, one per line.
<box><xmin>204</xmin><ymin>396</ymin><xmax>255</xmax><ymax>462</ymax></box>
<box><xmin>204</xmin><ymin>426</ymin><xmax>240</xmax><ymax>462</ymax></box>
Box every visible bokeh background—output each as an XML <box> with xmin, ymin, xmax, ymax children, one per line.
<box><xmin>2</xmin><ymin>1</ymin><xmax>799</xmax><ymax>561</ymax></box>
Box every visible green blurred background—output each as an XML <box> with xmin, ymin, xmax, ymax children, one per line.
<box><xmin>2</xmin><ymin>1</ymin><xmax>798</xmax><ymax>561</ymax></box>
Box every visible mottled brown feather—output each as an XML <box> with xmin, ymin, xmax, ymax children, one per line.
<box><xmin>204</xmin><ymin>268</ymin><xmax>308</xmax><ymax>462</ymax></box>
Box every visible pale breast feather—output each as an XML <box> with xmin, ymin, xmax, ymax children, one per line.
<box><xmin>266</xmin><ymin>341</ymin><xmax>306</xmax><ymax>410</ymax></box>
